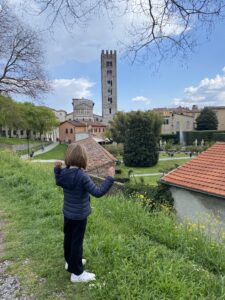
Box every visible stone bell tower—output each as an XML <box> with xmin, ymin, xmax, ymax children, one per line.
<box><xmin>101</xmin><ymin>50</ymin><xmax>117</xmax><ymax>124</ymax></box>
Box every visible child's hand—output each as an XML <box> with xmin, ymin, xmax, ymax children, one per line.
<box><xmin>55</xmin><ymin>161</ymin><xmax>63</xmax><ymax>168</ymax></box>
<box><xmin>107</xmin><ymin>166</ymin><xmax>115</xmax><ymax>178</ymax></box>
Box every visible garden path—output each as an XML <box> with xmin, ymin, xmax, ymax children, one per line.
<box><xmin>20</xmin><ymin>142</ymin><xmax>59</xmax><ymax>159</ymax></box>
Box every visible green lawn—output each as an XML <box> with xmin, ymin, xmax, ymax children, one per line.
<box><xmin>34</xmin><ymin>144</ymin><xmax>67</xmax><ymax>160</ymax></box>
<box><xmin>160</xmin><ymin>152</ymin><xmax>189</xmax><ymax>158</ymax></box>
<box><xmin>131</xmin><ymin>175</ymin><xmax>162</xmax><ymax>186</ymax></box>
<box><xmin>0</xmin><ymin>137</ymin><xmax>43</xmax><ymax>145</ymax></box>
<box><xmin>1</xmin><ymin>151</ymin><xmax>225</xmax><ymax>299</ymax></box>
<box><xmin>119</xmin><ymin>159</ymin><xmax>189</xmax><ymax>175</ymax></box>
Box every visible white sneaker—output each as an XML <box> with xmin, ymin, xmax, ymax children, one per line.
<box><xmin>65</xmin><ymin>259</ymin><xmax>86</xmax><ymax>270</ymax></box>
<box><xmin>70</xmin><ymin>271</ymin><xmax>96</xmax><ymax>283</ymax></box>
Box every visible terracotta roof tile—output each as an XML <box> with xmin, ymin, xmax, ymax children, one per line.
<box><xmin>161</xmin><ymin>142</ymin><xmax>225</xmax><ymax>198</ymax></box>
<box><xmin>74</xmin><ymin>137</ymin><xmax>116</xmax><ymax>171</ymax></box>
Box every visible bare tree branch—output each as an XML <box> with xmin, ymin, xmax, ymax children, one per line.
<box><xmin>31</xmin><ymin>0</ymin><xmax>225</xmax><ymax>64</ymax></box>
<box><xmin>0</xmin><ymin>3</ymin><xmax>51</xmax><ymax>98</ymax></box>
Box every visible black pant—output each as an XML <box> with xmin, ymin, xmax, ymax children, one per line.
<box><xmin>64</xmin><ymin>217</ymin><xmax>87</xmax><ymax>275</ymax></box>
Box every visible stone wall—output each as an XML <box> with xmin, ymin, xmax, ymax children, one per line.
<box><xmin>89</xmin><ymin>174</ymin><xmax>124</xmax><ymax>195</ymax></box>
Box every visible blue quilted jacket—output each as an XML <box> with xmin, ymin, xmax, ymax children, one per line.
<box><xmin>54</xmin><ymin>167</ymin><xmax>114</xmax><ymax>220</ymax></box>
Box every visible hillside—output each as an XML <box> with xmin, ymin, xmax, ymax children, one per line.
<box><xmin>1</xmin><ymin>151</ymin><xmax>225</xmax><ymax>299</ymax></box>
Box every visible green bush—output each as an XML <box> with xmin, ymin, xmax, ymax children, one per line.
<box><xmin>213</xmin><ymin>133</ymin><xmax>225</xmax><ymax>142</ymax></box>
<box><xmin>160</xmin><ymin>133</ymin><xmax>179</xmax><ymax>144</ymax></box>
<box><xmin>184</xmin><ymin>130</ymin><xmax>225</xmax><ymax>145</ymax></box>
<box><xmin>123</xmin><ymin>181</ymin><xmax>174</xmax><ymax>210</ymax></box>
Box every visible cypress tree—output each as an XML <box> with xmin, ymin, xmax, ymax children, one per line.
<box><xmin>124</xmin><ymin>111</ymin><xmax>161</xmax><ymax>167</ymax></box>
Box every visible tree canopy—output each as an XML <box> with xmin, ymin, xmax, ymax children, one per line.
<box><xmin>196</xmin><ymin>107</ymin><xmax>218</xmax><ymax>130</ymax></box>
<box><xmin>0</xmin><ymin>95</ymin><xmax>58</xmax><ymax>136</ymax></box>
<box><xmin>109</xmin><ymin>112</ymin><xmax>128</xmax><ymax>144</ymax></box>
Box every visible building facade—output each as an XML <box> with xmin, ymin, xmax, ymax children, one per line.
<box><xmin>59</xmin><ymin>120</ymin><xmax>107</xmax><ymax>143</ymax></box>
<box><xmin>101</xmin><ymin>50</ymin><xmax>117</xmax><ymax>124</ymax></box>
<box><xmin>72</xmin><ymin>98</ymin><xmax>95</xmax><ymax>122</ymax></box>
<box><xmin>160</xmin><ymin>112</ymin><xmax>195</xmax><ymax>134</ymax></box>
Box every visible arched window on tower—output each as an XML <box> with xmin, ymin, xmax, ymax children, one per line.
<box><xmin>109</xmin><ymin>108</ymin><xmax>111</xmax><ymax>114</ymax></box>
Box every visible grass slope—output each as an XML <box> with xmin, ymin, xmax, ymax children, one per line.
<box><xmin>34</xmin><ymin>144</ymin><xmax>68</xmax><ymax>160</ymax></box>
<box><xmin>1</xmin><ymin>152</ymin><xmax>225</xmax><ymax>299</ymax></box>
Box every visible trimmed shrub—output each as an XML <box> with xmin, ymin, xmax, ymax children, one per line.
<box><xmin>184</xmin><ymin>130</ymin><xmax>225</xmax><ymax>145</ymax></box>
<box><xmin>213</xmin><ymin>133</ymin><xmax>225</xmax><ymax>142</ymax></box>
<box><xmin>160</xmin><ymin>133</ymin><xmax>179</xmax><ymax>144</ymax></box>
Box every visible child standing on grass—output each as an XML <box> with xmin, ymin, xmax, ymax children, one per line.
<box><xmin>54</xmin><ymin>143</ymin><xmax>115</xmax><ymax>283</ymax></box>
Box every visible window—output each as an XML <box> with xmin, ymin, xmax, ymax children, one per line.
<box><xmin>108</xmin><ymin>89</ymin><xmax>112</xmax><ymax>95</ymax></box>
<box><xmin>107</xmin><ymin>80</ymin><xmax>112</xmax><ymax>86</ymax></box>
<box><xmin>94</xmin><ymin>128</ymin><xmax>97</xmax><ymax>132</ymax></box>
<box><xmin>107</xmin><ymin>70</ymin><xmax>112</xmax><ymax>76</ymax></box>
<box><xmin>163</xmin><ymin>118</ymin><xmax>169</xmax><ymax>125</ymax></box>
<box><xmin>103</xmin><ymin>128</ymin><xmax>105</xmax><ymax>132</ymax></box>
<box><xmin>106</xmin><ymin>61</ymin><xmax>112</xmax><ymax>67</ymax></box>
<box><xmin>13</xmin><ymin>130</ymin><xmax>17</xmax><ymax>135</ymax></box>
<box><xmin>108</xmin><ymin>97</ymin><xmax>112</xmax><ymax>103</ymax></box>
<box><xmin>99</xmin><ymin>128</ymin><xmax>101</xmax><ymax>132</ymax></box>
<box><xmin>70</xmin><ymin>128</ymin><xmax>73</xmax><ymax>133</ymax></box>
<box><xmin>109</xmin><ymin>108</ymin><xmax>112</xmax><ymax>114</ymax></box>
<box><xmin>20</xmin><ymin>130</ymin><xmax>24</xmax><ymax>135</ymax></box>
<box><xmin>65</xmin><ymin>128</ymin><xmax>68</xmax><ymax>134</ymax></box>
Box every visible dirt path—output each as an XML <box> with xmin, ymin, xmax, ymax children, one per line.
<box><xmin>0</xmin><ymin>211</ymin><xmax>29</xmax><ymax>300</ymax></box>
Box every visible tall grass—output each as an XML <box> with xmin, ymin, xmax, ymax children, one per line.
<box><xmin>1</xmin><ymin>151</ymin><xmax>225</xmax><ymax>299</ymax></box>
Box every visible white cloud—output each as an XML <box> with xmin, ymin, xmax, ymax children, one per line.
<box><xmin>131</xmin><ymin>96</ymin><xmax>151</xmax><ymax>105</ymax></box>
<box><xmin>41</xmin><ymin>78</ymin><xmax>95</xmax><ymax>112</ymax></box>
<box><xmin>173</xmin><ymin>68</ymin><xmax>225</xmax><ymax>107</ymax></box>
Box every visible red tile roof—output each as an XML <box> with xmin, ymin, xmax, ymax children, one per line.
<box><xmin>161</xmin><ymin>143</ymin><xmax>225</xmax><ymax>198</ymax></box>
<box><xmin>74</xmin><ymin>137</ymin><xmax>116</xmax><ymax>171</ymax></box>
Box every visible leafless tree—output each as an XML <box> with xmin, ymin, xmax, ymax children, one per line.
<box><xmin>0</xmin><ymin>3</ymin><xmax>50</xmax><ymax>98</ymax></box>
<box><xmin>33</xmin><ymin>0</ymin><xmax>225</xmax><ymax>64</ymax></box>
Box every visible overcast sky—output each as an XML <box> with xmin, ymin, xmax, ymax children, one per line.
<box><xmin>7</xmin><ymin>0</ymin><xmax>225</xmax><ymax>115</ymax></box>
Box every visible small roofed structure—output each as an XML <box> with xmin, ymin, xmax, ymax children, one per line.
<box><xmin>161</xmin><ymin>143</ymin><xmax>225</xmax><ymax>235</ymax></box>
<box><xmin>73</xmin><ymin>137</ymin><xmax>117</xmax><ymax>178</ymax></box>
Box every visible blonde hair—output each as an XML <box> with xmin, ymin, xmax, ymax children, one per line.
<box><xmin>65</xmin><ymin>144</ymin><xmax>88</xmax><ymax>169</ymax></box>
